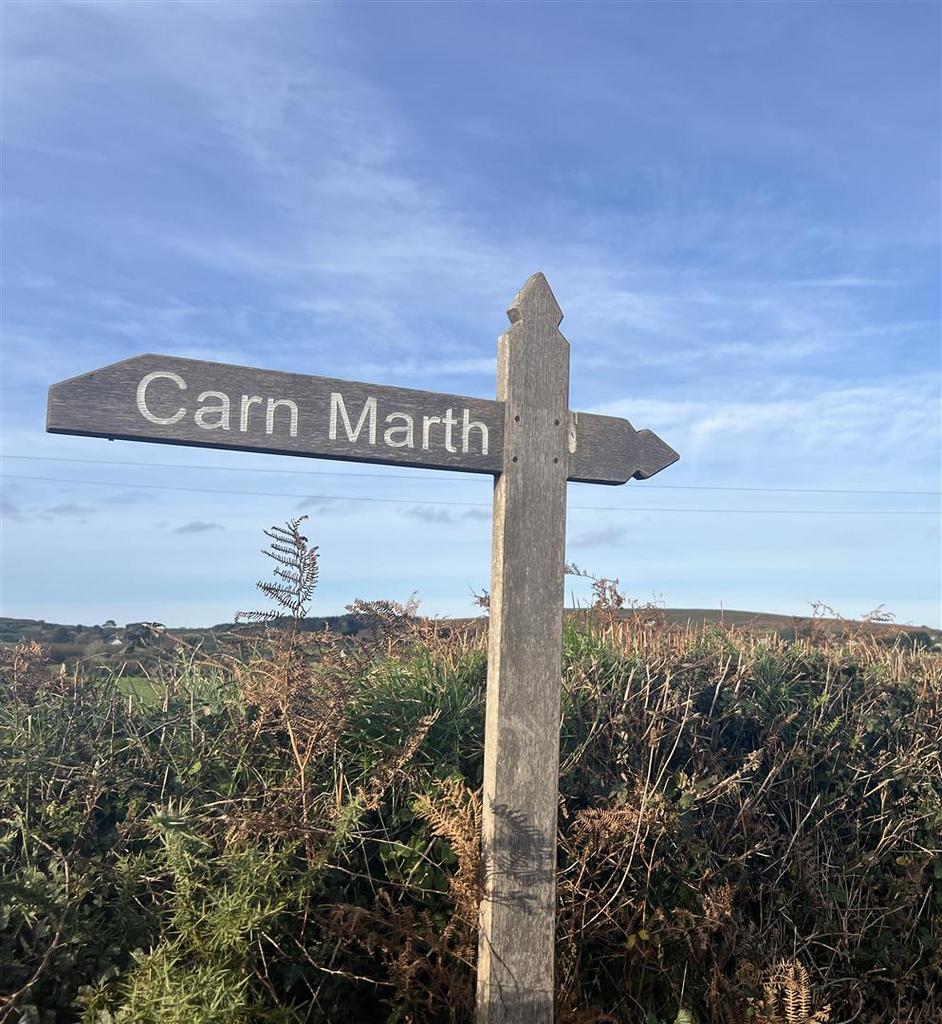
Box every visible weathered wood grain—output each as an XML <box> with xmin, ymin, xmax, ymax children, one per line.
<box><xmin>46</xmin><ymin>357</ymin><xmax>677</xmax><ymax>484</ymax></box>
<box><xmin>477</xmin><ymin>273</ymin><xmax>569</xmax><ymax>1023</ymax></box>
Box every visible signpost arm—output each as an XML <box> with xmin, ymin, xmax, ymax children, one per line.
<box><xmin>477</xmin><ymin>274</ymin><xmax>570</xmax><ymax>1023</ymax></box>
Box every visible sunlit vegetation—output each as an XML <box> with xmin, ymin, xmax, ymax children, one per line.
<box><xmin>1</xmin><ymin>523</ymin><xmax>939</xmax><ymax>1023</ymax></box>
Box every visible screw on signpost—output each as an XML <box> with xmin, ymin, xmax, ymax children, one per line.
<box><xmin>45</xmin><ymin>272</ymin><xmax>679</xmax><ymax>1024</ymax></box>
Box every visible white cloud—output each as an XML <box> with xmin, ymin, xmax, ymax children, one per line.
<box><xmin>401</xmin><ymin>505</ymin><xmax>457</xmax><ymax>525</ymax></box>
<box><xmin>592</xmin><ymin>377</ymin><xmax>941</xmax><ymax>479</ymax></box>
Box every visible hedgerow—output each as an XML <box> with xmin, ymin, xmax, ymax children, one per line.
<box><xmin>1</xmin><ymin>527</ymin><xmax>939</xmax><ymax>1022</ymax></box>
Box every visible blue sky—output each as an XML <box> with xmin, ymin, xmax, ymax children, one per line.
<box><xmin>2</xmin><ymin>0</ymin><xmax>940</xmax><ymax>628</ymax></box>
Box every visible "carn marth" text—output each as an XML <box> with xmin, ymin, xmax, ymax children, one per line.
<box><xmin>134</xmin><ymin>371</ymin><xmax>490</xmax><ymax>455</ymax></box>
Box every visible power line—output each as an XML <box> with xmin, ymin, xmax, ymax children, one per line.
<box><xmin>1</xmin><ymin>453</ymin><xmax>939</xmax><ymax>497</ymax></box>
<box><xmin>3</xmin><ymin>473</ymin><xmax>939</xmax><ymax>515</ymax></box>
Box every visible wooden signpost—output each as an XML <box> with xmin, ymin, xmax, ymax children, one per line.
<box><xmin>47</xmin><ymin>273</ymin><xmax>678</xmax><ymax>1023</ymax></box>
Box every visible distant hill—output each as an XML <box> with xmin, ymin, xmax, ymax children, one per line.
<box><xmin>2</xmin><ymin>608</ymin><xmax>938</xmax><ymax>673</ymax></box>
<box><xmin>628</xmin><ymin>605</ymin><xmax>936</xmax><ymax>631</ymax></box>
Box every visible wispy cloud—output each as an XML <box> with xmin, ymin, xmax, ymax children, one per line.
<box><xmin>295</xmin><ymin>495</ymin><xmax>355</xmax><ymax>514</ymax></box>
<box><xmin>357</xmin><ymin>357</ymin><xmax>498</xmax><ymax>380</ymax></box>
<box><xmin>42</xmin><ymin>503</ymin><xmax>96</xmax><ymax>519</ymax></box>
<box><xmin>399</xmin><ymin>505</ymin><xmax>490</xmax><ymax>525</ymax></box>
<box><xmin>783</xmin><ymin>276</ymin><xmax>896</xmax><ymax>289</ymax></box>
<box><xmin>0</xmin><ymin>500</ymin><xmax>25</xmax><ymax>521</ymax></box>
<box><xmin>569</xmin><ymin>524</ymin><xmax>630</xmax><ymax>549</ymax></box>
<box><xmin>173</xmin><ymin>520</ymin><xmax>223</xmax><ymax>535</ymax></box>
<box><xmin>401</xmin><ymin>505</ymin><xmax>457</xmax><ymax>525</ymax></box>
<box><xmin>592</xmin><ymin>377</ymin><xmax>941</xmax><ymax>477</ymax></box>
<box><xmin>102</xmin><ymin>490</ymin><xmax>146</xmax><ymax>505</ymax></box>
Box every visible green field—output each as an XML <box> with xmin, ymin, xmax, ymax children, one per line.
<box><xmin>116</xmin><ymin>674</ymin><xmax>164</xmax><ymax>704</ymax></box>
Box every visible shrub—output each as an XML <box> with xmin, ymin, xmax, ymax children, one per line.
<box><xmin>1</xmin><ymin>534</ymin><xmax>939</xmax><ymax>1022</ymax></box>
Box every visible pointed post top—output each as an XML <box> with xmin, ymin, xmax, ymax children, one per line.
<box><xmin>507</xmin><ymin>272</ymin><xmax>563</xmax><ymax>328</ymax></box>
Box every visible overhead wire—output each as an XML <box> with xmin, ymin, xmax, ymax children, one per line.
<box><xmin>2</xmin><ymin>473</ymin><xmax>939</xmax><ymax>515</ymax></box>
<box><xmin>1</xmin><ymin>453</ymin><xmax>939</xmax><ymax>497</ymax></box>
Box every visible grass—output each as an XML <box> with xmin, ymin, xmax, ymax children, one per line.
<box><xmin>115</xmin><ymin>673</ymin><xmax>165</xmax><ymax>704</ymax></box>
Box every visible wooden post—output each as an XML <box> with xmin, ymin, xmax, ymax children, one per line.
<box><xmin>477</xmin><ymin>274</ymin><xmax>570</xmax><ymax>1023</ymax></box>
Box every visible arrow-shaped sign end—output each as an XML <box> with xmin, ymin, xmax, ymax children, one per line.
<box><xmin>631</xmin><ymin>429</ymin><xmax>679</xmax><ymax>480</ymax></box>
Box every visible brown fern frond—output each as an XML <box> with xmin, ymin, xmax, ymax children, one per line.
<box><xmin>322</xmin><ymin>890</ymin><xmax>475</xmax><ymax>1020</ymax></box>
<box><xmin>346</xmin><ymin>595</ymin><xmax>421</xmax><ymax>653</ymax></box>
<box><xmin>414</xmin><ymin>777</ymin><xmax>483</xmax><ymax>926</ymax></box>
<box><xmin>0</xmin><ymin>639</ymin><xmax>53</xmax><ymax>700</ymax></box>
<box><xmin>237</xmin><ymin>515</ymin><xmax>319</xmax><ymax>625</ymax></box>
<box><xmin>756</xmin><ymin>959</ymin><xmax>830</xmax><ymax>1024</ymax></box>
